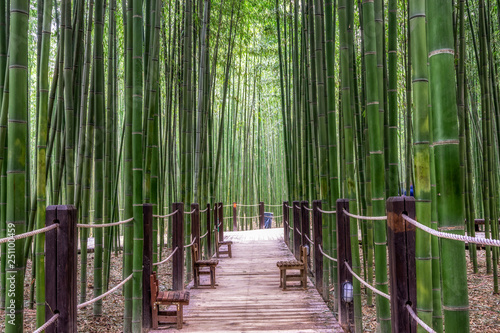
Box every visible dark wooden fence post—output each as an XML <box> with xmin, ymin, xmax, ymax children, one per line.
<box><xmin>313</xmin><ymin>200</ymin><xmax>325</xmax><ymax>300</ymax></box>
<box><xmin>283</xmin><ymin>201</ymin><xmax>289</xmax><ymax>247</ymax></box>
<box><xmin>387</xmin><ymin>196</ymin><xmax>417</xmax><ymax>333</ymax></box>
<box><xmin>218</xmin><ymin>202</ymin><xmax>224</xmax><ymax>241</ymax></box>
<box><xmin>46</xmin><ymin>205</ymin><xmax>77</xmax><ymax>333</ymax></box>
<box><xmin>233</xmin><ymin>202</ymin><xmax>237</xmax><ymax>231</ymax></box>
<box><xmin>192</xmin><ymin>203</ymin><xmax>200</xmax><ymax>260</ymax></box>
<box><xmin>206</xmin><ymin>203</ymin><xmax>212</xmax><ymax>257</ymax></box>
<box><xmin>172</xmin><ymin>202</ymin><xmax>185</xmax><ymax>290</ymax></box>
<box><xmin>301</xmin><ymin>201</ymin><xmax>311</xmax><ymax>270</ymax></box>
<box><xmin>292</xmin><ymin>201</ymin><xmax>301</xmax><ymax>260</ymax></box>
<box><xmin>336</xmin><ymin>199</ymin><xmax>354</xmax><ymax>332</ymax></box>
<box><xmin>142</xmin><ymin>204</ymin><xmax>153</xmax><ymax>328</ymax></box>
<box><xmin>259</xmin><ymin>201</ymin><xmax>265</xmax><ymax>229</ymax></box>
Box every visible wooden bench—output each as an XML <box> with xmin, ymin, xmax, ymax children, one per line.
<box><xmin>215</xmin><ymin>231</ymin><xmax>233</xmax><ymax>258</ymax></box>
<box><xmin>192</xmin><ymin>243</ymin><xmax>219</xmax><ymax>288</ymax></box>
<box><xmin>276</xmin><ymin>246</ymin><xmax>307</xmax><ymax>290</ymax></box>
<box><xmin>150</xmin><ymin>272</ymin><xmax>190</xmax><ymax>329</ymax></box>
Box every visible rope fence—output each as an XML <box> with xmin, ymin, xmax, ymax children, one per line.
<box><xmin>402</xmin><ymin>214</ymin><xmax>500</xmax><ymax>247</ymax></box>
<box><xmin>33</xmin><ymin>313</ymin><xmax>60</xmax><ymax>333</ymax></box>
<box><xmin>342</xmin><ymin>208</ymin><xmax>387</xmax><ymax>221</ymax></box>
<box><xmin>264</xmin><ymin>204</ymin><xmax>283</xmax><ymax>207</ymax></box>
<box><xmin>295</xmin><ymin>228</ymin><xmax>302</xmax><ymax>236</ymax></box>
<box><xmin>184</xmin><ymin>237</ymin><xmax>197</xmax><ymax>248</ymax></box>
<box><xmin>304</xmin><ymin>233</ymin><xmax>314</xmax><ymax>245</ymax></box>
<box><xmin>77</xmin><ymin>217</ymin><xmax>134</xmax><ymax>228</ymax></box>
<box><xmin>237</xmin><ymin>203</ymin><xmax>260</xmax><ymax>207</ymax></box>
<box><xmin>238</xmin><ymin>215</ymin><xmax>261</xmax><ymax>219</ymax></box>
<box><xmin>199</xmin><ymin>207</ymin><xmax>209</xmax><ymax>213</ymax></box>
<box><xmin>406</xmin><ymin>304</ymin><xmax>436</xmax><ymax>333</ymax></box>
<box><xmin>317</xmin><ymin>207</ymin><xmax>336</xmax><ymax>214</ymax></box>
<box><xmin>200</xmin><ymin>231</ymin><xmax>209</xmax><ymax>239</ymax></box>
<box><xmin>153</xmin><ymin>209</ymin><xmax>179</xmax><ymax>218</ymax></box>
<box><xmin>304</xmin><ymin>206</ymin><xmax>313</xmax><ymax>211</ymax></box>
<box><xmin>344</xmin><ymin>262</ymin><xmax>391</xmax><ymax>301</ymax></box>
<box><xmin>318</xmin><ymin>244</ymin><xmax>337</xmax><ymax>262</ymax></box>
<box><xmin>0</xmin><ymin>224</ymin><xmax>58</xmax><ymax>245</ymax></box>
<box><xmin>153</xmin><ymin>247</ymin><xmax>178</xmax><ymax>267</ymax></box>
<box><xmin>77</xmin><ymin>274</ymin><xmax>133</xmax><ymax>309</ymax></box>
<box><xmin>185</xmin><ymin>208</ymin><xmax>196</xmax><ymax>215</ymax></box>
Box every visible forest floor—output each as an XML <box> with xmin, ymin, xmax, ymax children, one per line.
<box><xmin>1</xmin><ymin>232</ymin><xmax>499</xmax><ymax>332</ymax></box>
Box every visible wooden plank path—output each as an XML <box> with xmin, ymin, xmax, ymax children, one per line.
<box><xmin>153</xmin><ymin>228</ymin><xmax>342</xmax><ymax>332</ymax></box>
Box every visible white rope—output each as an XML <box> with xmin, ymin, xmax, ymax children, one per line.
<box><xmin>33</xmin><ymin>313</ymin><xmax>59</xmax><ymax>333</ymax></box>
<box><xmin>200</xmin><ymin>231</ymin><xmax>209</xmax><ymax>239</ymax></box>
<box><xmin>153</xmin><ymin>247</ymin><xmax>179</xmax><ymax>267</ymax></box>
<box><xmin>153</xmin><ymin>210</ymin><xmax>179</xmax><ymax>218</ymax></box>
<box><xmin>199</xmin><ymin>208</ymin><xmax>208</xmax><ymax>213</ymax></box>
<box><xmin>77</xmin><ymin>274</ymin><xmax>133</xmax><ymax>309</ymax></box>
<box><xmin>304</xmin><ymin>234</ymin><xmax>314</xmax><ymax>245</ymax></box>
<box><xmin>295</xmin><ymin>228</ymin><xmax>302</xmax><ymax>236</ymax></box>
<box><xmin>318</xmin><ymin>244</ymin><xmax>337</xmax><ymax>262</ymax></box>
<box><xmin>264</xmin><ymin>204</ymin><xmax>283</xmax><ymax>207</ymax></box>
<box><xmin>184</xmin><ymin>208</ymin><xmax>196</xmax><ymax>215</ymax></box>
<box><xmin>223</xmin><ymin>216</ymin><xmax>233</xmax><ymax>219</ymax></box>
<box><xmin>345</xmin><ymin>262</ymin><xmax>390</xmax><ymax>300</ymax></box>
<box><xmin>237</xmin><ymin>203</ymin><xmax>260</xmax><ymax>207</ymax></box>
<box><xmin>238</xmin><ymin>215</ymin><xmax>261</xmax><ymax>219</ymax></box>
<box><xmin>286</xmin><ymin>205</ymin><xmax>293</xmax><ymax>209</ymax></box>
<box><xmin>304</xmin><ymin>206</ymin><xmax>313</xmax><ymax>211</ymax></box>
<box><xmin>343</xmin><ymin>208</ymin><xmax>387</xmax><ymax>221</ymax></box>
<box><xmin>406</xmin><ymin>304</ymin><xmax>436</xmax><ymax>333</ymax></box>
<box><xmin>184</xmin><ymin>237</ymin><xmax>197</xmax><ymax>248</ymax></box>
<box><xmin>0</xmin><ymin>224</ymin><xmax>58</xmax><ymax>245</ymax></box>
<box><xmin>318</xmin><ymin>208</ymin><xmax>337</xmax><ymax>214</ymax></box>
<box><xmin>402</xmin><ymin>214</ymin><xmax>500</xmax><ymax>247</ymax></box>
<box><xmin>77</xmin><ymin>217</ymin><xmax>134</xmax><ymax>228</ymax></box>
<box><xmin>294</xmin><ymin>205</ymin><xmax>301</xmax><ymax>210</ymax></box>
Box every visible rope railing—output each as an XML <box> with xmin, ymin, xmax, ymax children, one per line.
<box><xmin>184</xmin><ymin>208</ymin><xmax>196</xmax><ymax>215</ymax></box>
<box><xmin>286</xmin><ymin>204</ymin><xmax>293</xmax><ymax>209</ymax></box>
<box><xmin>184</xmin><ymin>237</ymin><xmax>197</xmax><ymax>248</ymax></box>
<box><xmin>402</xmin><ymin>214</ymin><xmax>500</xmax><ymax>247</ymax></box>
<box><xmin>153</xmin><ymin>210</ymin><xmax>179</xmax><ymax>218</ymax></box>
<box><xmin>77</xmin><ymin>273</ymin><xmax>133</xmax><ymax>309</ymax></box>
<box><xmin>295</xmin><ymin>228</ymin><xmax>302</xmax><ymax>236</ymax></box>
<box><xmin>77</xmin><ymin>217</ymin><xmax>134</xmax><ymax>229</ymax></box>
<box><xmin>200</xmin><ymin>231</ymin><xmax>209</xmax><ymax>239</ymax></box>
<box><xmin>318</xmin><ymin>244</ymin><xmax>337</xmax><ymax>262</ymax></box>
<box><xmin>199</xmin><ymin>207</ymin><xmax>209</xmax><ymax>213</ymax></box>
<box><xmin>304</xmin><ymin>233</ymin><xmax>314</xmax><ymax>245</ymax></box>
<box><xmin>406</xmin><ymin>304</ymin><xmax>436</xmax><ymax>333</ymax></box>
<box><xmin>236</xmin><ymin>203</ymin><xmax>260</xmax><ymax>207</ymax></box>
<box><xmin>343</xmin><ymin>208</ymin><xmax>387</xmax><ymax>221</ymax></box>
<box><xmin>317</xmin><ymin>207</ymin><xmax>336</xmax><ymax>214</ymax></box>
<box><xmin>223</xmin><ymin>216</ymin><xmax>233</xmax><ymax>219</ymax></box>
<box><xmin>153</xmin><ymin>247</ymin><xmax>178</xmax><ymax>267</ymax></box>
<box><xmin>344</xmin><ymin>261</ymin><xmax>391</xmax><ymax>301</ymax></box>
<box><xmin>264</xmin><ymin>203</ymin><xmax>283</xmax><ymax>207</ymax></box>
<box><xmin>294</xmin><ymin>205</ymin><xmax>301</xmax><ymax>210</ymax></box>
<box><xmin>238</xmin><ymin>215</ymin><xmax>261</xmax><ymax>219</ymax></box>
<box><xmin>0</xmin><ymin>224</ymin><xmax>58</xmax><ymax>245</ymax></box>
<box><xmin>33</xmin><ymin>313</ymin><xmax>60</xmax><ymax>333</ymax></box>
<box><xmin>304</xmin><ymin>206</ymin><xmax>313</xmax><ymax>211</ymax></box>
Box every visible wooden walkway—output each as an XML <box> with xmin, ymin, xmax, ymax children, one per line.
<box><xmin>152</xmin><ymin>228</ymin><xmax>342</xmax><ymax>332</ymax></box>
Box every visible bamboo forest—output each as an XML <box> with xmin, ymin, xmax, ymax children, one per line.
<box><xmin>0</xmin><ymin>0</ymin><xmax>499</xmax><ymax>331</ymax></box>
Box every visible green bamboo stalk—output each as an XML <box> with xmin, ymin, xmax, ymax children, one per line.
<box><xmin>428</xmin><ymin>0</ymin><xmax>470</xmax><ymax>330</ymax></box>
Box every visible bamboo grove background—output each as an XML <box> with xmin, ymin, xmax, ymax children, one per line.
<box><xmin>0</xmin><ymin>0</ymin><xmax>499</xmax><ymax>332</ymax></box>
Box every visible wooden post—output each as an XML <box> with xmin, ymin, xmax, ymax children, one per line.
<box><xmin>259</xmin><ymin>201</ymin><xmax>265</xmax><ymax>229</ymax></box>
<box><xmin>142</xmin><ymin>204</ymin><xmax>153</xmax><ymax>329</ymax></box>
<box><xmin>292</xmin><ymin>201</ymin><xmax>301</xmax><ymax>260</ymax></box>
<box><xmin>172</xmin><ymin>202</ymin><xmax>184</xmax><ymax>290</ymax></box>
<box><xmin>283</xmin><ymin>201</ymin><xmax>289</xmax><ymax>247</ymax></box>
<box><xmin>336</xmin><ymin>199</ymin><xmax>354</xmax><ymax>332</ymax></box>
<box><xmin>218</xmin><ymin>202</ymin><xmax>224</xmax><ymax>241</ymax></box>
<box><xmin>206</xmin><ymin>203</ymin><xmax>212</xmax><ymax>257</ymax></box>
<box><xmin>233</xmin><ymin>202</ymin><xmax>237</xmax><ymax>231</ymax></box>
<box><xmin>45</xmin><ymin>205</ymin><xmax>77</xmax><ymax>333</ymax></box>
<box><xmin>301</xmin><ymin>201</ymin><xmax>311</xmax><ymax>270</ymax></box>
<box><xmin>313</xmin><ymin>200</ymin><xmax>325</xmax><ymax>300</ymax></box>
<box><xmin>387</xmin><ymin>196</ymin><xmax>417</xmax><ymax>333</ymax></box>
<box><xmin>191</xmin><ymin>203</ymin><xmax>200</xmax><ymax>260</ymax></box>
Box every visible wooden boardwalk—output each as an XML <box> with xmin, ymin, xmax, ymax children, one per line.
<box><xmin>152</xmin><ymin>228</ymin><xmax>342</xmax><ymax>332</ymax></box>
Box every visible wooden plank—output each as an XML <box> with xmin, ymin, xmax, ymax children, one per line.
<box><xmin>152</xmin><ymin>229</ymin><xmax>342</xmax><ymax>332</ymax></box>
